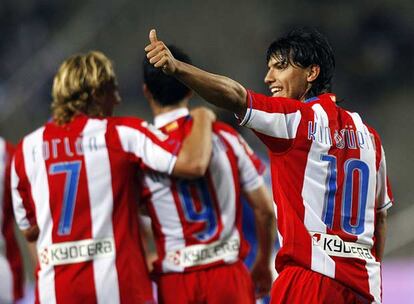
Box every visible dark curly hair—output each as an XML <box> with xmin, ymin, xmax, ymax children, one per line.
<box><xmin>266</xmin><ymin>27</ymin><xmax>335</xmax><ymax>99</ymax></box>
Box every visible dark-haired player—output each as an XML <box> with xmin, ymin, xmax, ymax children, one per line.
<box><xmin>145</xmin><ymin>28</ymin><xmax>393</xmax><ymax>303</ymax></box>
<box><xmin>140</xmin><ymin>45</ymin><xmax>275</xmax><ymax>303</ymax></box>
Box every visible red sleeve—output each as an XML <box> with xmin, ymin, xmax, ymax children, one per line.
<box><xmin>238</xmin><ymin>90</ymin><xmax>304</xmax><ymax>152</ymax></box>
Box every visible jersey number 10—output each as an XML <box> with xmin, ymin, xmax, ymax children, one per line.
<box><xmin>321</xmin><ymin>155</ymin><xmax>369</xmax><ymax>235</ymax></box>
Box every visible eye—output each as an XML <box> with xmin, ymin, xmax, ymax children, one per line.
<box><xmin>275</xmin><ymin>60</ymin><xmax>288</xmax><ymax>70</ymax></box>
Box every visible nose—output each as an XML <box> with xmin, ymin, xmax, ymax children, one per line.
<box><xmin>264</xmin><ymin>68</ymin><xmax>273</xmax><ymax>85</ymax></box>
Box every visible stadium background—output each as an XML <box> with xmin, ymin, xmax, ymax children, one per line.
<box><xmin>0</xmin><ymin>0</ymin><xmax>412</xmax><ymax>302</ymax></box>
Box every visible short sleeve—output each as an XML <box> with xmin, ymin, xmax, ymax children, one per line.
<box><xmin>238</xmin><ymin>90</ymin><xmax>303</xmax><ymax>152</ymax></box>
<box><xmin>116</xmin><ymin>120</ymin><xmax>178</xmax><ymax>175</ymax></box>
<box><xmin>376</xmin><ymin>145</ymin><xmax>393</xmax><ymax>212</ymax></box>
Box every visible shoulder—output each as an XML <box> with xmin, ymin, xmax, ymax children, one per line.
<box><xmin>213</xmin><ymin>121</ymin><xmax>239</xmax><ymax>135</ymax></box>
<box><xmin>110</xmin><ymin>116</ymin><xmax>169</xmax><ymax>142</ymax></box>
<box><xmin>16</xmin><ymin>124</ymin><xmax>47</xmax><ymax>152</ymax></box>
<box><xmin>248</xmin><ymin>90</ymin><xmax>302</xmax><ymax>112</ymax></box>
<box><xmin>107</xmin><ymin>116</ymin><xmax>145</xmax><ymax>129</ymax></box>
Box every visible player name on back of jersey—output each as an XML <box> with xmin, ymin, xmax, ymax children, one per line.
<box><xmin>308</xmin><ymin>122</ymin><xmax>375</xmax><ymax>150</ymax></box>
<box><xmin>31</xmin><ymin>136</ymin><xmax>103</xmax><ymax>162</ymax></box>
<box><xmin>38</xmin><ymin>238</ymin><xmax>115</xmax><ymax>267</ymax></box>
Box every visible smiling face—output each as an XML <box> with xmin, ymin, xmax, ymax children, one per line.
<box><xmin>264</xmin><ymin>55</ymin><xmax>315</xmax><ymax>102</ymax></box>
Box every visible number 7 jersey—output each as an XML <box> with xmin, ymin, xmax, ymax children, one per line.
<box><xmin>240</xmin><ymin>91</ymin><xmax>393</xmax><ymax>303</ymax></box>
<box><xmin>11</xmin><ymin>115</ymin><xmax>178</xmax><ymax>304</ymax></box>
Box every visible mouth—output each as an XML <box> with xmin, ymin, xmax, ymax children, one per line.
<box><xmin>269</xmin><ymin>86</ymin><xmax>282</xmax><ymax>96</ymax></box>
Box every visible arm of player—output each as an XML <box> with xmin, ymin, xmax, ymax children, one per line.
<box><xmin>243</xmin><ymin>185</ymin><xmax>276</xmax><ymax>298</ymax></box>
<box><xmin>171</xmin><ymin>107</ymin><xmax>215</xmax><ymax>178</ymax></box>
<box><xmin>145</xmin><ymin>29</ymin><xmax>247</xmax><ymax>117</ymax></box>
<box><xmin>374</xmin><ymin>209</ymin><xmax>387</xmax><ymax>261</ymax></box>
<box><xmin>21</xmin><ymin>225</ymin><xmax>40</xmax><ymax>242</ymax></box>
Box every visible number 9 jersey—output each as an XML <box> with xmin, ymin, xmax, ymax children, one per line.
<box><xmin>140</xmin><ymin>108</ymin><xmax>265</xmax><ymax>274</ymax></box>
<box><xmin>240</xmin><ymin>91</ymin><xmax>393</xmax><ymax>303</ymax></box>
<box><xmin>11</xmin><ymin>115</ymin><xmax>179</xmax><ymax>304</ymax></box>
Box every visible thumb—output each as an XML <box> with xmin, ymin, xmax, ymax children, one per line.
<box><xmin>149</xmin><ymin>29</ymin><xmax>158</xmax><ymax>43</ymax></box>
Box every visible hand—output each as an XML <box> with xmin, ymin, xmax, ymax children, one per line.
<box><xmin>23</xmin><ymin>224</ymin><xmax>40</xmax><ymax>242</ymax></box>
<box><xmin>144</xmin><ymin>29</ymin><xmax>177</xmax><ymax>75</ymax></box>
<box><xmin>250</xmin><ymin>259</ymin><xmax>273</xmax><ymax>299</ymax></box>
<box><xmin>190</xmin><ymin>107</ymin><xmax>216</xmax><ymax>123</ymax></box>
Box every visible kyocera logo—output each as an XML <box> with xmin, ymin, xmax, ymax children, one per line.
<box><xmin>312</xmin><ymin>233</ymin><xmax>321</xmax><ymax>245</ymax></box>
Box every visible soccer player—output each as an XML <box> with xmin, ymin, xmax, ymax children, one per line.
<box><xmin>140</xmin><ymin>45</ymin><xmax>275</xmax><ymax>304</ymax></box>
<box><xmin>145</xmin><ymin>28</ymin><xmax>393</xmax><ymax>303</ymax></box>
<box><xmin>0</xmin><ymin>137</ymin><xmax>24</xmax><ymax>303</ymax></box>
<box><xmin>11</xmin><ymin>50</ymin><xmax>215</xmax><ymax>304</ymax></box>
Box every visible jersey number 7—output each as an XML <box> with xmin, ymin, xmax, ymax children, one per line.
<box><xmin>49</xmin><ymin>161</ymin><xmax>82</xmax><ymax>236</ymax></box>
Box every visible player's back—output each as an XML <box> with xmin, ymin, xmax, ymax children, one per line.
<box><xmin>264</xmin><ymin>94</ymin><xmax>392</xmax><ymax>302</ymax></box>
<box><xmin>141</xmin><ymin>110</ymin><xmax>264</xmax><ymax>273</ymax></box>
<box><xmin>11</xmin><ymin>115</ymin><xmax>174</xmax><ymax>304</ymax></box>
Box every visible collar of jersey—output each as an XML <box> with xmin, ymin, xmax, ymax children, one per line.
<box><xmin>304</xmin><ymin>93</ymin><xmax>336</xmax><ymax>104</ymax></box>
<box><xmin>154</xmin><ymin>107</ymin><xmax>189</xmax><ymax>129</ymax></box>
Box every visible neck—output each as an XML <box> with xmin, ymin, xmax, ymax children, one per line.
<box><xmin>150</xmin><ymin>99</ymin><xmax>188</xmax><ymax>116</ymax></box>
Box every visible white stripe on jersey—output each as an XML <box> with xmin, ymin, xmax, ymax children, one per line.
<box><xmin>302</xmin><ymin>104</ymin><xmax>335</xmax><ymax>278</ymax></box>
<box><xmin>22</xmin><ymin>127</ymin><xmax>56</xmax><ymax>304</ymax></box>
<box><xmin>83</xmin><ymin>119</ymin><xmax>120</xmax><ymax>304</ymax></box>
<box><xmin>366</xmin><ymin>258</ymin><xmax>381</xmax><ymax>303</ymax></box>
<box><xmin>116</xmin><ymin>125</ymin><xmax>176</xmax><ymax>174</ymax></box>
<box><xmin>348</xmin><ymin>112</ymin><xmax>381</xmax><ymax>303</ymax></box>
<box><xmin>244</xmin><ymin>109</ymin><xmax>302</xmax><ymax>139</ymax></box>
<box><xmin>144</xmin><ymin>172</ymin><xmax>186</xmax><ymax>272</ymax></box>
<box><xmin>11</xmin><ymin>159</ymin><xmax>31</xmax><ymax>230</ymax></box>
<box><xmin>0</xmin><ymin>138</ymin><xmax>6</xmax><ymax>254</ymax></box>
<box><xmin>210</xmin><ymin>133</ymin><xmax>237</xmax><ymax>242</ymax></box>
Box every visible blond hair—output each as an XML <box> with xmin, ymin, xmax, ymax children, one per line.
<box><xmin>51</xmin><ymin>51</ymin><xmax>116</xmax><ymax>125</ymax></box>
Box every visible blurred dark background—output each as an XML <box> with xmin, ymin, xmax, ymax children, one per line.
<box><xmin>0</xmin><ymin>0</ymin><xmax>412</xmax><ymax>276</ymax></box>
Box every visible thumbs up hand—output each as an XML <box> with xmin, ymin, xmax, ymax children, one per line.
<box><xmin>145</xmin><ymin>29</ymin><xmax>176</xmax><ymax>75</ymax></box>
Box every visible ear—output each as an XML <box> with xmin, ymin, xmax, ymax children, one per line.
<box><xmin>142</xmin><ymin>84</ymin><xmax>153</xmax><ymax>100</ymax></box>
<box><xmin>185</xmin><ymin>90</ymin><xmax>193</xmax><ymax>99</ymax></box>
<box><xmin>307</xmin><ymin>65</ymin><xmax>320</xmax><ymax>83</ymax></box>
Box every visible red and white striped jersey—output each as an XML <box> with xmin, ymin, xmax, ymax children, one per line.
<box><xmin>140</xmin><ymin>108</ymin><xmax>265</xmax><ymax>273</ymax></box>
<box><xmin>240</xmin><ymin>91</ymin><xmax>393</xmax><ymax>303</ymax></box>
<box><xmin>0</xmin><ymin>138</ymin><xmax>24</xmax><ymax>303</ymax></box>
<box><xmin>11</xmin><ymin>114</ymin><xmax>178</xmax><ymax>304</ymax></box>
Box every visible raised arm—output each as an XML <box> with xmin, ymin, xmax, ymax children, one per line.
<box><xmin>144</xmin><ymin>29</ymin><xmax>247</xmax><ymax>117</ymax></box>
<box><xmin>172</xmin><ymin>107</ymin><xmax>215</xmax><ymax>178</ymax></box>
